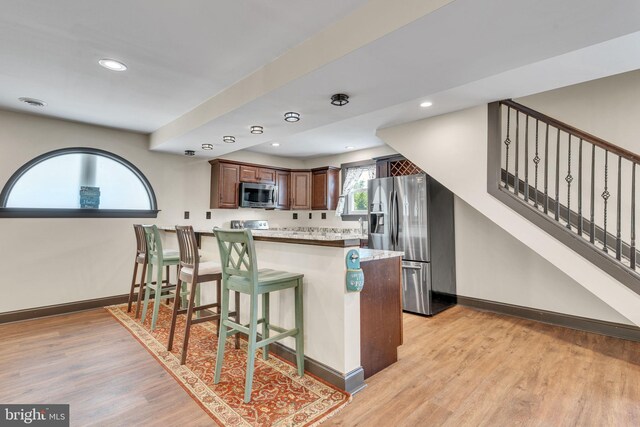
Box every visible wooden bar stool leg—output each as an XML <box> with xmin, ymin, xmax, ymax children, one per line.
<box><xmin>262</xmin><ymin>293</ymin><xmax>270</xmax><ymax>361</ymax></box>
<box><xmin>141</xmin><ymin>262</ymin><xmax>154</xmax><ymax>322</ymax></box>
<box><xmin>164</xmin><ymin>265</ymin><xmax>171</xmax><ymax>305</ymax></box>
<box><xmin>127</xmin><ymin>261</ymin><xmax>139</xmax><ymax>313</ymax></box>
<box><xmin>167</xmin><ymin>280</ymin><xmax>183</xmax><ymax>351</ymax></box>
<box><xmin>244</xmin><ymin>293</ymin><xmax>259</xmax><ymax>403</ymax></box>
<box><xmin>214</xmin><ymin>286</ymin><xmax>231</xmax><ymax>384</ymax></box>
<box><xmin>180</xmin><ymin>281</ymin><xmax>198</xmax><ymax>365</ymax></box>
<box><xmin>234</xmin><ymin>291</ymin><xmax>240</xmax><ymax>349</ymax></box>
<box><xmin>135</xmin><ymin>262</ymin><xmax>147</xmax><ymax>319</ymax></box>
<box><xmin>295</xmin><ymin>278</ymin><xmax>305</xmax><ymax>377</ymax></box>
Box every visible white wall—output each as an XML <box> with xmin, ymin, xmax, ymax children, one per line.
<box><xmin>454</xmin><ymin>196</ymin><xmax>631</xmax><ymax>324</ymax></box>
<box><xmin>0</xmin><ymin>110</ymin><xmax>385</xmax><ymax>313</ymax></box>
<box><xmin>378</xmin><ymin>105</ymin><xmax>640</xmax><ymax>326</ymax></box>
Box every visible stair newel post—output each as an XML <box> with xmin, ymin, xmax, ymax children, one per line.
<box><xmin>503</xmin><ymin>106</ymin><xmax>511</xmax><ymax>190</ymax></box>
<box><xmin>590</xmin><ymin>144</ymin><xmax>596</xmax><ymax>244</ymax></box>
<box><xmin>603</xmin><ymin>150</ymin><xmax>610</xmax><ymax>253</ymax></box>
<box><xmin>577</xmin><ymin>138</ymin><xmax>583</xmax><ymax>236</ymax></box>
<box><xmin>631</xmin><ymin>162</ymin><xmax>636</xmax><ymax>269</ymax></box>
<box><xmin>566</xmin><ymin>134</ymin><xmax>573</xmax><ymax>229</ymax></box>
<box><xmin>555</xmin><ymin>128</ymin><xmax>561</xmax><ymax>221</ymax></box>
<box><xmin>616</xmin><ymin>156</ymin><xmax>622</xmax><ymax>260</ymax></box>
<box><xmin>524</xmin><ymin>114</ymin><xmax>529</xmax><ymax>201</ymax></box>
<box><xmin>533</xmin><ymin>119</ymin><xmax>540</xmax><ymax>208</ymax></box>
<box><xmin>544</xmin><ymin>123</ymin><xmax>549</xmax><ymax>214</ymax></box>
<box><xmin>514</xmin><ymin>110</ymin><xmax>519</xmax><ymax>195</ymax></box>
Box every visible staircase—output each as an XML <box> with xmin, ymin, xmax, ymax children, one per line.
<box><xmin>490</xmin><ymin>100</ymin><xmax>640</xmax><ymax>295</ymax></box>
<box><xmin>377</xmin><ymin>103</ymin><xmax>640</xmax><ymax>327</ymax></box>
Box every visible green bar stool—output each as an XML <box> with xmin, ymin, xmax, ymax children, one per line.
<box><xmin>141</xmin><ymin>225</ymin><xmax>181</xmax><ymax>331</ymax></box>
<box><xmin>213</xmin><ymin>227</ymin><xmax>305</xmax><ymax>403</ymax></box>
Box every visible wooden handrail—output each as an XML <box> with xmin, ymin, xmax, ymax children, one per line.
<box><xmin>500</xmin><ymin>99</ymin><xmax>640</xmax><ymax>164</ymax></box>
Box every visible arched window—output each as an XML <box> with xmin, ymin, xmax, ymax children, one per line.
<box><xmin>0</xmin><ymin>147</ymin><xmax>158</xmax><ymax>218</ymax></box>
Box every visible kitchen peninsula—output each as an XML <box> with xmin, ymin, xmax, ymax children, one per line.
<box><xmin>160</xmin><ymin>225</ymin><xmax>403</xmax><ymax>392</ymax></box>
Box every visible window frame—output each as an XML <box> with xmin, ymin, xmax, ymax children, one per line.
<box><xmin>340</xmin><ymin>160</ymin><xmax>375</xmax><ymax>222</ymax></box>
<box><xmin>0</xmin><ymin>147</ymin><xmax>159</xmax><ymax>218</ymax></box>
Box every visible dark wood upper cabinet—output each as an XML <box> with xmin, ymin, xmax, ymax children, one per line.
<box><xmin>210</xmin><ymin>159</ymin><xmax>337</xmax><ymax>210</ymax></box>
<box><xmin>311</xmin><ymin>166</ymin><xmax>340</xmax><ymax>210</ymax></box>
<box><xmin>210</xmin><ymin>160</ymin><xmax>240</xmax><ymax>209</ymax></box>
<box><xmin>275</xmin><ymin>170</ymin><xmax>290</xmax><ymax>210</ymax></box>
<box><xmin>291</xmin><ymin>171</ymin><xmax>312</xmax><ymax>210</ymax></box>
<box><xmin>239</xmin><ymin>165</ymin><xmax>276</xmax><ymax>184</ymax></box>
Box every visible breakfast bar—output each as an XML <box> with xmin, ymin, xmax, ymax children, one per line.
<box><xmin>160</xmin><ymin>226</ymin><xmax>403</xmax><ymax>391</ymax></box>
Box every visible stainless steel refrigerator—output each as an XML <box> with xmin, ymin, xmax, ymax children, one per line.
<box><xmin>368</xmin><ymin>174</ymin><xmax>456</xmax><ymax>315</ymax></box>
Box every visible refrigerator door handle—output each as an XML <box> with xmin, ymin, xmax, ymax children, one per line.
<box><xmin>389</xmin><ymin>189</ymin><xmax>396</xmax><ymax>248</ymax></box>
<box><xmin>393</xmin><ymin>190</ymin><xmax>400</xmax><ymax>247</ymax></box>
<box><xmin>402</xmin><ymin>264</ymin><xmax>422</xmax><ymax>270</ymax></box>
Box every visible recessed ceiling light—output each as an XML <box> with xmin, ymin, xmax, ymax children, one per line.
<box><xmin>420</xmin><ymin>101</ymin><xmax>433</xmax><ymax>108</ymax></box>
<box><xmin>18</xmin><ymin>97</ymin><xmax>47</xmax><ymax>107</ymax></box>
<box><xmin>223</xmin><ymin>136</ymin><xmax>236</xmax><ymax>143</ymax></box>
<box><xmin>184</xmin><ymin>150</ymin><xmax>195</xmax><ymax>156</ymax></box>
<box><xmin>345</xmin><ymin>146</ymin><xmax>355</xmax><ymax>150</ymax></box>
<box><xmin>271</xmin><ymin>143</ymin><xmax>280</xmax><ymax>147</ymax></box>
<box><xmin>284</xmin><ymin>112</ymin><xmax>300</xmax><ymax>122</ymax></box>
<box><xmin>98</xmin><ymin>58</ymin><xmax>127</xmax><ymax>71</ymax></box>
<box><xmin>202</xmin><ymin>144</ymin><xmax>214</xmax><ymax>150</ymax></box>
<box><xmin>250</xmin><ymin>126</ymin><xmax>264</xmax><ymax>134</ymax></box>
<box><xmin>331</xmin><ymin>93</ymin><xmax>349</xmax><ymax>106</ymax></box>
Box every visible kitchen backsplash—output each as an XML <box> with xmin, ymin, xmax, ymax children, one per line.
<box><xmin>161</xmin><ymin>208</ymin><xmax>365</xmax><ymax>231</ymax></box>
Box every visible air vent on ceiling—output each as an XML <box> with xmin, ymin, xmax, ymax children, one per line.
<box><xmin>19</xmin><ymin>97</ymin><xmax>47</xmax><ymax>107</ymax></box>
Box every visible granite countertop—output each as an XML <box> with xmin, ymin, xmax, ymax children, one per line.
<box><xmin>358</xmin><ymin>248</ymin><xmax>404</xmax><ymax>262</ymax></box>
<box><xmin>159</xmin><ymin>226</ymin><xmax>367</xmax><ymax>248</ymax></box>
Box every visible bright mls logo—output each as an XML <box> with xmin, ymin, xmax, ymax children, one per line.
<box><xmin>0</xmin><ymin>405</ymin><xmax>69</xmax><ymax>426</ymax></box>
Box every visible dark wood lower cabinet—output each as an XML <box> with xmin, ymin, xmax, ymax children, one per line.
<box><xmin>360</xmin><ymin>256</ymin><xmax>403</xmax><ymax>379</ymax></box>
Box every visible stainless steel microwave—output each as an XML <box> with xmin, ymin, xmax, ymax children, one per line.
<box><xmin>239</xmin><ymin>182</ymin><xmax>278</xmax><ymax>208</ymax></box>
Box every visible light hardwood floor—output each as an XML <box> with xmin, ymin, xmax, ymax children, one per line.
<box><xmin>2</xmin><ymin>306</ymin><xmax>640</xmax><ymax>426</ymax></box>
<box><xmin>328</xmin><ymin>306</ymin><xmax>640</xmax><ymax>426</ymax></box>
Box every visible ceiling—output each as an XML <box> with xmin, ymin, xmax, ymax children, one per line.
<box><xmin>2</xmin><ymin>0</ymin><xmax>640</xmax><ymax>159</ymax></box>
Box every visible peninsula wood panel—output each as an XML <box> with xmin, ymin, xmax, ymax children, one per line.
<box><xmin>359</xmin><ymin>256</ymin><xmax>403</xmax><ymax>379</ymax></box>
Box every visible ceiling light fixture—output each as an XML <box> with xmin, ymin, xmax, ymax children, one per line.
<box><xmin>202</xmin><ymin>143</ymin><xmax>214</xmax><ymax>150</ymax></box>
<box><xmin>420</xmin><ymin>101</ymin><xmax>433</xmax><ymax>108</ymax></box>
<box><xmin>98</xmin><ymin>58</ymin><xmax>128</xmax><ymax>71</ymax></box>
<box><xmin>345</xmin><ymin>146</ymin><xmax>355</xmax><ymax>150</ymax></box>
<box><xmin>284</xmin><ymin>112</ymin><xmax>300</xmax><ymax>122</ymax></box>
<box><xmin>223</xmin><ymin>136</ymin><xmax>236</xmax><ymax>143</ymax></box>
<box><xmin>250</xmin><ymin>126</ymin><xmax>264</xmax><ymax>134</ymax></box>
<box><xmin>184</xmin><ymin>150</ymin><xmax>195</xmax><ymax>156</ymax></box>
<box><xmin>271</xmin><ymin>143</ymin><xmax>280</xmax><ymax>147</ymax></box>
<box><xmin>331</xmin><ymin>93</ymin><xmax>349</xmax><ymax>106</ymax></box>
<box><xmin>18</xmin><ymin>97</ymin><xmax>47</xmax><ymax>107</ymax></box>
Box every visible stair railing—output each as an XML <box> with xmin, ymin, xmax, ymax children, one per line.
<box><xmin>487</xmin><ymin>100</ymin><xmax>640</xmax><ymax>293</ymax></box>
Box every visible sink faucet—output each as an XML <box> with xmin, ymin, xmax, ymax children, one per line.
<box><xmin>359</xmin><ymin>217</ymin><xmax>364</xmax><ymax>235</ymax></box>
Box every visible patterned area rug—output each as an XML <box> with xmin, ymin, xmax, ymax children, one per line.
<box><xmin>106</xmin><ymin>303</ymin><xmax>350</xmax><ymax>426</ymax></box>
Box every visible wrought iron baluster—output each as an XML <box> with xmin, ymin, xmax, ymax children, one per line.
<box><xmin>566</xmin><ymin>134</ymin><xmax>573</xmax><ymax>229</ymax></box>
<box><xmin>515</xmin><ymin>111</ymin><xmax>519</xmax><ymax>195</ymax></box>
<box><xmin>544</xmin><ymin>123</ymin><xmax>549</xmax><ymax>214</ymax></box>
<box><xmin>616</xmin><ymin>156</ymin><xmax>622</xmax><ymax>260</ymax></box>
<box><xmin>590</xmin><ymin>144</ymin><xmax>596</xmax><ymax>244</ymax></box>
<box><xmin>533</xmin><ymin>119</ymin><xmax>540</xmax><ymax>208</ymax></box>
<box><xmin>555</xmin><ymin>129</ymin><xmax>561</xmax><ymax>221</ymax></box>
<box><xmin>632</xmin><ymin>163</ymin><xmax>636</xmax><ymax>269</ymax></box>
<box><xmin>524</xmin><ymin>115</ymin><xmax>529</xmax><ymax>202</ymax></box>
<box><xmin>577</xmin><ymin>139</ymin><xmax>583</xmax><ymax>236</ymax></box>
<box><xmin>603</xmin><ymin>150</ymin><xmax>610</xmax><ymax>253</ymax></box>
<box><xmin>503</xmin><ymin>106</ymin><xmax>511</xmax><ymax>189</ymax></box>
